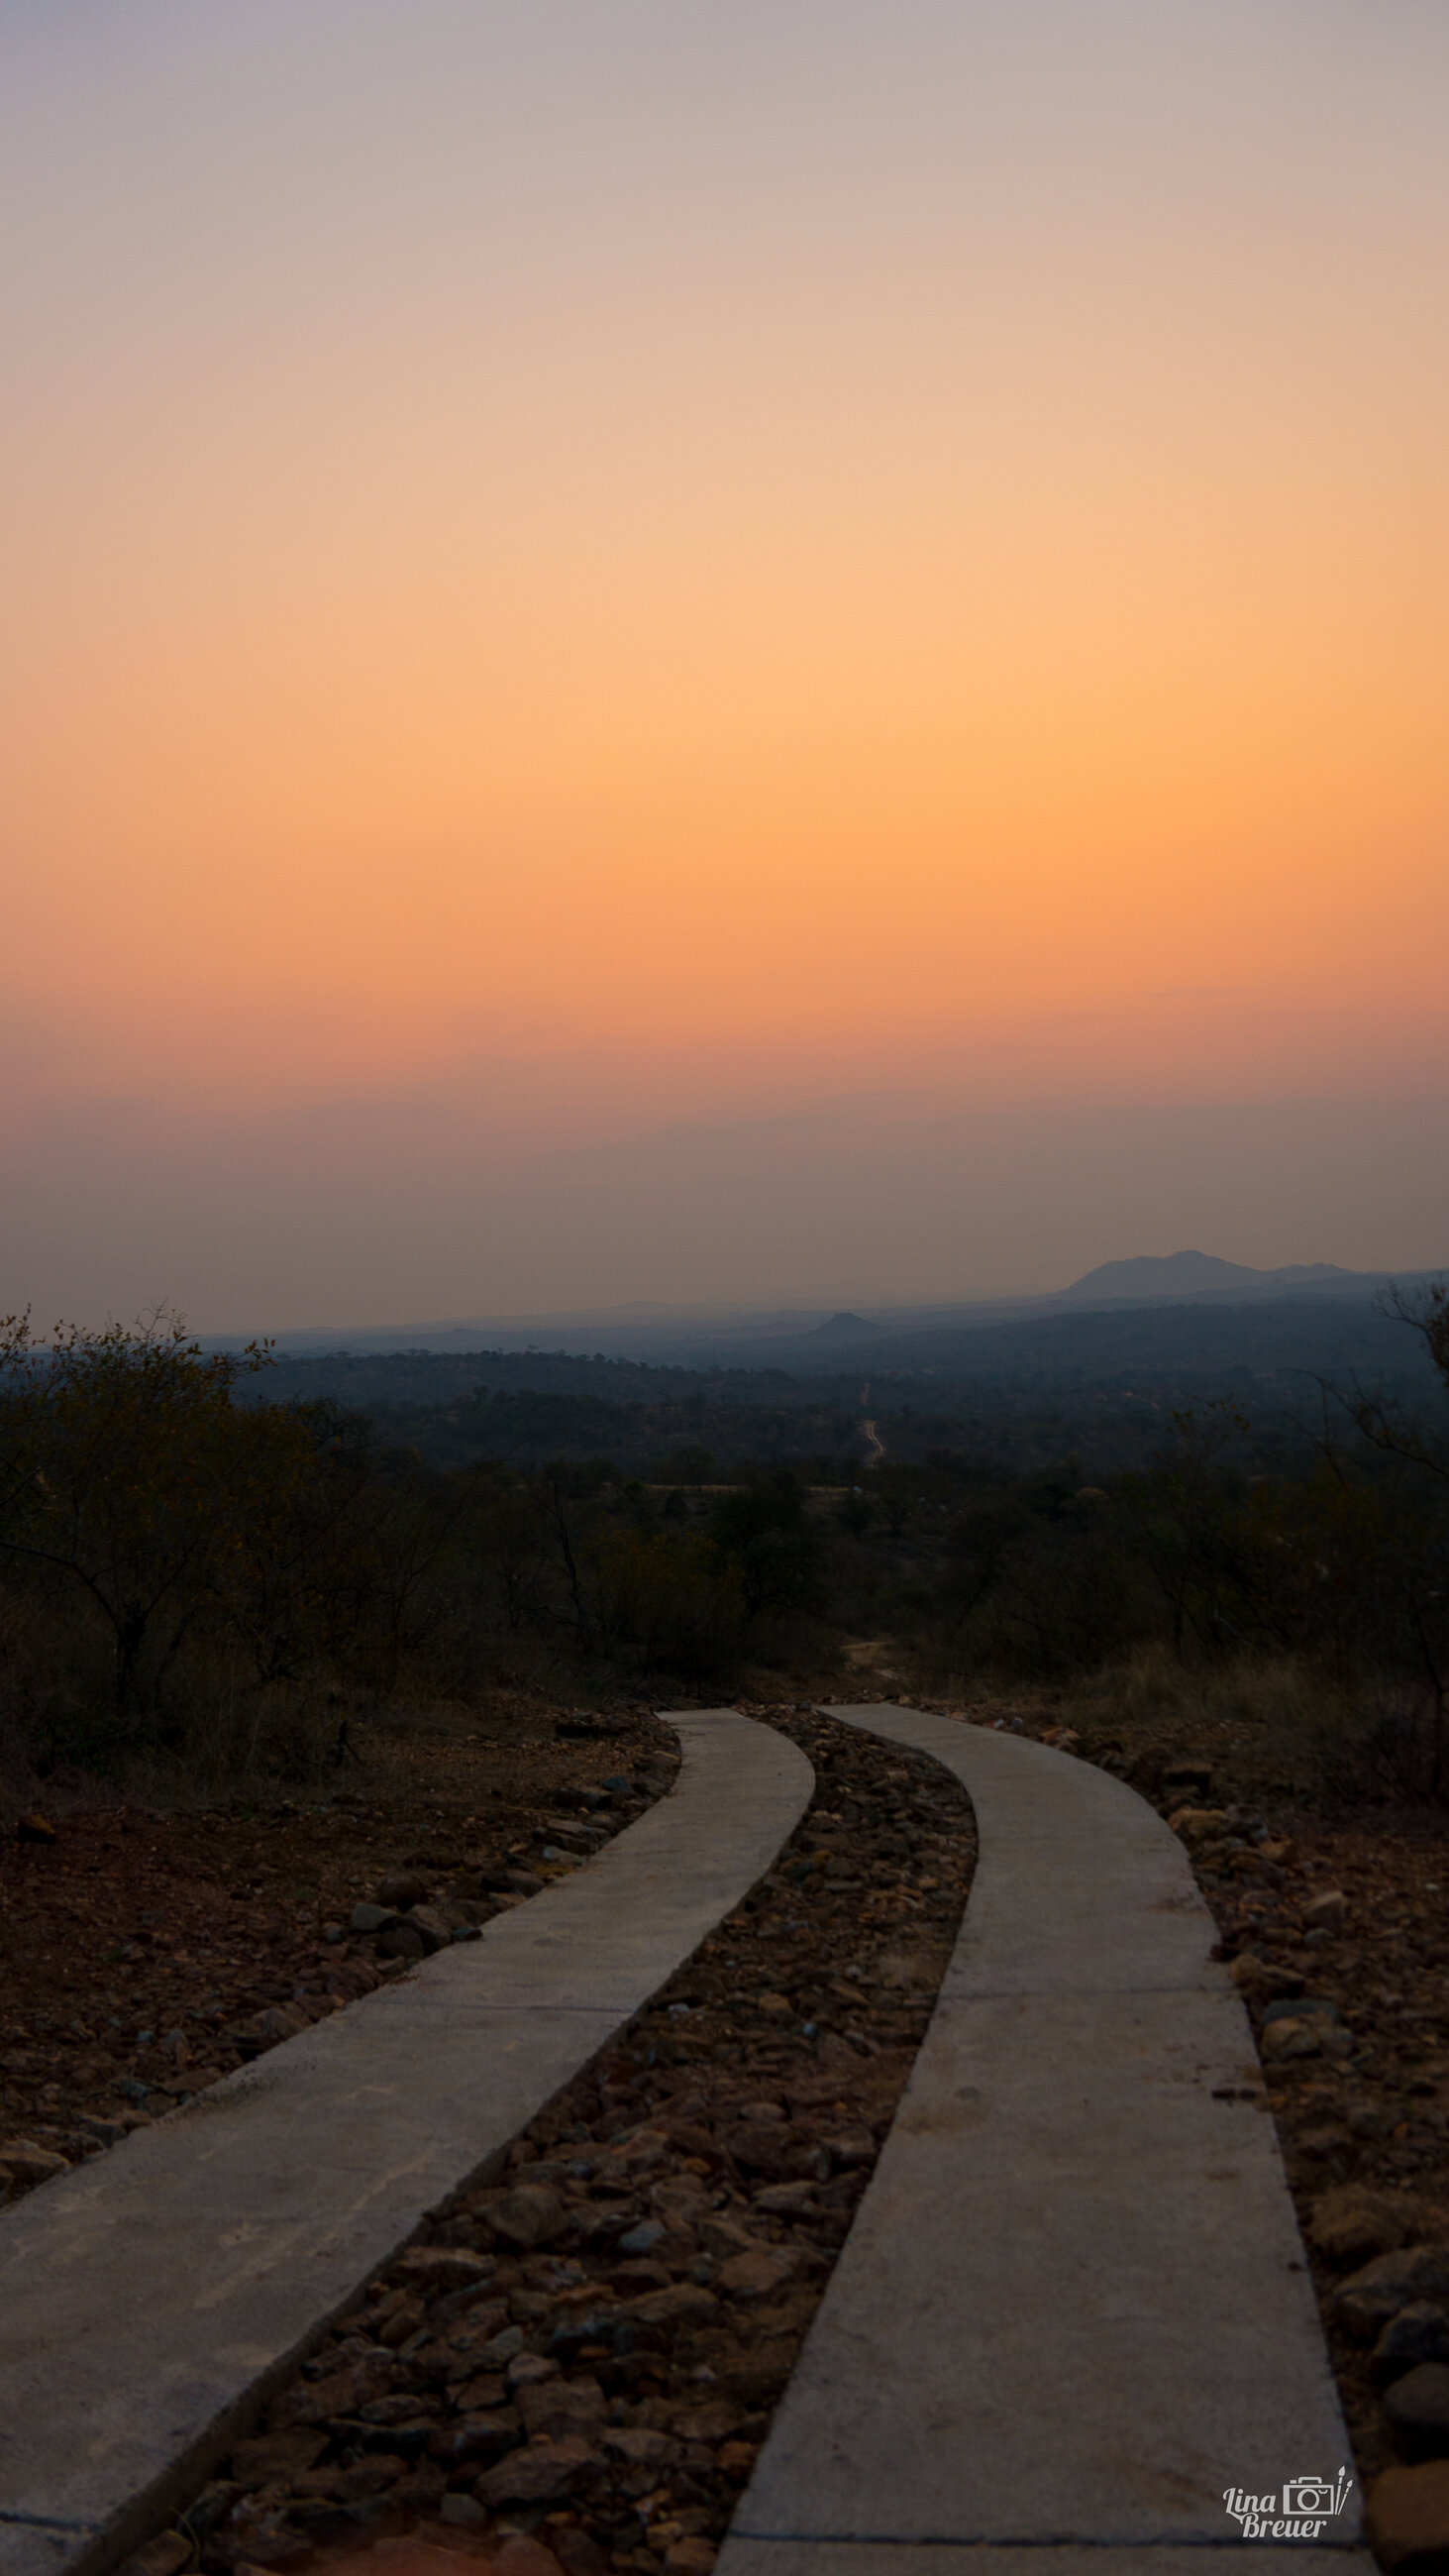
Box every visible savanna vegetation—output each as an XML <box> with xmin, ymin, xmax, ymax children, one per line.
<box><xmin>1</xmin><ymin>1287</ymin><xmax>1447</xmax><ymax>1806</ymax></box>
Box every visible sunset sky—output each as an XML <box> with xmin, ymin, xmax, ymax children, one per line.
<box><xmin>3</xmin><ymin>0</ymin><xmax>1446</xmax><ymax>1328</ymax></box>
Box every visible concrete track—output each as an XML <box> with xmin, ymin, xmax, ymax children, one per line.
<box><xmin>719</xmin><ymin>1702</ymin><xmax>1369</xmax><ymax>2576</ymax></box>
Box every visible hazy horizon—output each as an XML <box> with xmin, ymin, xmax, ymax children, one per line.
<box><xmin>4</xmin><ymin>2</ymin><xmax>1446</xmax><ymax>1330</ymax></box>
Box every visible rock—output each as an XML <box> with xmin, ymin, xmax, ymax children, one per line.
<box><xmin>517</xmin><ymin>2376</ymin><xmax>606</xmax><ymax>2441</ymax></box>
<box><xmin>1337</xmin><ymin>2248</ymin><xmax>1449</xmax><ymax>2339</ymax></box>
<box><xmin>1376</xmin><ymin>2307</ymin><xmax>1449</xmax><ymax>2389</ymax></box>
<box><xmin>1302</xmin><ymin>1887</ymin><xmax>1349</xmax><ymax>1929</ymax></box>
<box><xmin>1298</xmin><ymin>2123</ymin><xmax>1353</xmax><ymax>2162</ymax></box>
<box><xmin>507</xmin><ymin>2350</ymin><xmax>560</xmax><ymax>2387</ymax></box>
<box><xmin>419</xmin><ymin>2305</ymin><xmax>512</xmax><ymax>2379</ymax></box>
<box><xmin>721</xmin><ymin>2121</ymin><xmax>795</xmax><ymax>2175</ymax></box>
<box><xmin>757</xmin><ymin>1993</ymin><xmax>792</xmax><ymax>2019</ymax></box>
<box><xmin>1167</xmin><ymin>1807</ymin><xmax>1227</xmax><ymax>1842</ymax></box>
<box><xmin>603</xmin><ymin>2426</ymin><xmax>678</xmax><ymax>2468</ymax></box>
<box><xmin>602</xmin><ymin>2123</ymin><xmax>673</xmax><ymax>2174</ymax></box>
<box><xmin>549</xmin><ymin>2527</ymin><xmax>612</xmax><ymax>2576</ymax></box>
<box><xmin>0</xmin><ymin>2138</ymin><xmax>68</xmax><ymax>2184</ymax></box>
<box><xmin>377</xmin><ymin>1917</ymin><xmax>430</xmax><ymax>1961</ymax></box>
<box><xmin>1162</xmin><ymin>1761</ymin><xmax>1213</xmax><ymax>1795</ymax></box>
<box><xmin>624</xmin><ymin>2282</ymin><xmax>719</xmax><ymax>2334</ymax></box>
<box><xmin>432</xmin><ymin>2407</ymin><xmax>522</xmax><ymax>2469</ymax></box>
<box><xmin>403</xmin><ymin>1904</ymin><xmax>454</xmax><ymax>1954</ymax></box>
<box><xmin>1229</xmin><ymin>1953</ymin><xmax>1304</xmax><ymax>1999</ymax></box>
<box><xmin>618</xmin><ymin>2217</ymin><xmax>667</xmax><ymax>2254</ymax></box>
<box><xmin>491</xmin><ymin>2539</ymin><xmax>571</xmax><ymax>2576</ymax></box>
<box><xmin>116</xmin><ymin>2536</ymin><xmax>191</xmax><ymax>2576</ymax></box>
<box><xmin>1366</xmin><ymin>2461</ymin><xmax>1449</xmax><ymax>2572</ymax></box>
<box><xmin>699</xmin><ymin>2212</ymin><xmax>761</xmax><ymax>2262</ymax></box>
<box><xmin>270</xmin><ymin>2349</ymin><xmax>394</xmax><ymax>2424</ymax></box>
<box><xmin>535</xmin><ymin>1817</ymin><xmax>597</xmax><ymax>1852</ymax></box>
<box><xmin>504</xmin><ymin>1869</ymin><xmax>545</xmax><ymax>1896</ymax></box>
<box><xmin>717</xmin><ymin>2244</ymin><xmax>802</xmax><ymax>2301</ymax></box>
<box><xmin>666</xmin><ymin>2542</ymin><xmax>717</xmax><ymax>2576</ymax></box>
<box><xmin>610</xmin><ymin>2257</ymin><xmax>673</xmax><ymax>2296</ymax></box>
<box><xmin>1310</xmin><ymin>2185</ymin><xmax>1410</xmax><ymax>2266</ymax></box>
<box><xmin>489</xmin><ymin>2183</ymin><xmax>568</xmax><ymax>2248</ymax></box>
<box><xmin>475</xmin><ymin>2432</ymin><xmax>599</xmax><ymax>2505</ymax></box>
<box><xmin>1389</xmin><ymin>2366</ymin><xmax>1449</xmax><ymax>2462</ymax></box>
<box><xmin>15</xmin><ymin>1812</ymin><xmax>56</xmax><ymax>1843</ymax></box>
<box><xmin>245</xmin><ymin>2004</ymin><xmax>312</xmax><ymax>2044</ymax></box>
<box><xmin>351</xmin><ymin>1902</ymin><xmax>400</xmax><ymax>1935</ymax></box>
<box><xmin>77</xmin><ymin>2116</ymin><xmax>129</xmax><ymax>2149</ymax></box>
<box><xmin>1263</xmin><ymin>1994</ymin><xmax>1340</xmax><ymax>2026</ymax></box>
<box><xmin>453</xmin><ymin>2369</ymin><xmax>509</xmax><ymax>2413</ymax></box>
<box><xmin>1261</xmin><ymin>2016</ymin><xmax>1326</xmax><ymax>2062</ymax></box>
<box><xmin>822</xmin><ymin>2128</ymin><xmax>876</xmax><ymax>2167</ymax></box>
<box><xmin>671</xmin><ymin>2399</ymin><xmax>742</xmax><ymax>2442</ymax></box>
<box><xmin>438</xmin><ymin>2493</ymin><xmax>490</xmax><ymax>2529</ymax></box>
<box><xmin>389</xmin><ymin>2244</ymin><xmax>494</xmax><ymax>2292</ymax></box>
<box><xmin>322</xmin><ymin>2450</ymin><xmax>410</xmax><ymax>2501</ymax></box>
<box><xmin>717</xmin><ymin>2438</ymin><xmax>759</xmax><ymax>2478</ymax></box>
<box><xmin>376</xmin><ymin>1873</ymin><xmax>429</xmax><ymax>1910</ymax></box>
<box><xmin>231</xmin><ymin>2427</ymin><xmax>328</xmax><ymax>2488</ymax></box>
<box><xmin>753</xmin><ymin>2180</ymin><xmax>817</xmax><ymax>2215</ymax></box>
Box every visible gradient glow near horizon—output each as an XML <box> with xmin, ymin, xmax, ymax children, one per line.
<box><xmin>3</xmin><ymin>0</ymin><xmax>1447</xmax><ymax>1329</ymax></box>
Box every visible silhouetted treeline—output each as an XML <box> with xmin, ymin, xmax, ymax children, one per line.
<box><xmin>2</xmin><ymin>1289</ymin><xmax>1447</xmax><ymax>1799</ymax></box>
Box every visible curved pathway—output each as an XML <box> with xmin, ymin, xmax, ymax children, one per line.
<box><xmin>0</xmin><ymin>1711</ymin><xmax>813</xmax><ymax>2576</ymax></box>
<box><xmin>720</xmin><ymin>1703</ymin><xmax>1370</xmax><ymax>2576</ymax></box>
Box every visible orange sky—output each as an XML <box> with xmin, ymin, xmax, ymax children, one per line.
<box><xmin>2</xmin><ymin>0</ymin><xmax>1446</xmax><ymax>1322</ymax></box>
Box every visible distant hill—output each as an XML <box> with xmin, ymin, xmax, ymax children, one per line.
<box><xmin>215</xmin><ymin>1253</ymin><xmax>1443</xmax><ymax>1370</ymax></box>
<box><xmin>1059</xmin><ymin>1251</ymin><xmax>1361</xmax><ymax>1304</ymax></box>
<box><xmin>806</xmin><ymin>1311</ymin><xmax>881</xmax><ymax>1341</ymax></box>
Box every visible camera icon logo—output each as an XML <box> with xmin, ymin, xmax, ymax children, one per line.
<box><xmin>1283</xmin><ymin>2478</ymin><xmax>1347</xmax><ymax>2519</ymax></box>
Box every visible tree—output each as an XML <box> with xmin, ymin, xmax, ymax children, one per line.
<box><xmin>712</xmin><ymin>1471</ymin><xmax>823</xmax><ymax>1619</ymax></box>
<box><xmin>0</xmin><ymin>1312</ymin><xmax>272</xmax><ymax>1734</ymax></box>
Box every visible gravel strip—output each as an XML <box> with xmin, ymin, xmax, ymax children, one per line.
<box><xmin>173</xmin><ymin>1705</ymin><xmax>977</xmax><ymax>2576</ymax></box>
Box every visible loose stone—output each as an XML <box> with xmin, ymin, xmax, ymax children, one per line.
<box><xmin>1387</xmin><ymin>2365</ymin><xmax>1449</xmax><ymax>2463</ymax></box>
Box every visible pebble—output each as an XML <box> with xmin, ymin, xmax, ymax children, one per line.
<box><xmin>376</xmin><ymin>1874</ymin><xmax>429</xmax><ymax>1910</ymax></box>
<box><xmin>619</xmin><ymin>2218</ymin><xmax>667</xmax><ymax>2254</ymax></box>
<box><xmin>489</xmin><ymin>2183</ymin><xmax>568</xmax><ymax>2248</ymax></box>
<box><xmin>1387</xmin><ymin>2365</ymin><xmax>1449</xmax><ymax>2462</ymax></box>
<box><xmin>437</xmin><ymin>2493</ymin><xmax>490</xmax><ymax>2528</ymax></box>
<box><xmin>476</xmin><ymin>2432</ymin><xmax>598</xmax><ymax>2506</ymax></box>
<box><xmin>0</xmin><ymin>2138</ymin><xmax>70</xmax><ymax>2187</ymax></box>
<box><xmin>1374</xmin><ymin>2305</ymin><xmax>1449</xmax><ymax>2389</ymax></box>
<box><xmin>1309</xmin><ymin>2185</ymin><xmax>1409</xmax><ymax>2267</ymax></box>
<box><xmin>389</xmin><ymin>2245</ymin><xmax>493</xmax><ymax>2292</ymax></box>
<box><xmin>1302</xmin><ymin>1888</ymin><xmax>1349</xmax><ymax>1929</ymax></box>
<box><xmin>1337</xmin><ymin>2249</ymin><xmax>1449</xmax><ymax>2340</ymax></box>
<box><xmin>1366</xmin><ymin>2459</ymin><xmax>1449</xmax><ymax>2571</ymax></box>
<box><xmin>116</xmin><ymin>2536</ymin><xmax>191</xmax><ymax>2576</ymax></box>
<box><xmin>666</xmin><ymin>2543</ymin><xmax>717</xmax><ymax>2576</ymax></box>
<box><xmin>350</xmin><ymin>1902</ymin><xmax>399</xmax><ymax>1935</ymax></box>
<box><xmin>717</xmin><ymin>2244</ymin><xmax>802</xmax><ymax>2301</ymax></box>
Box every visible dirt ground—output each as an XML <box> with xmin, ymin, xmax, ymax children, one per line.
<box><xmin>0</xmin><ymin>1698</ymin><xmax>676</xmax><ymax>2201</ymax></box>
